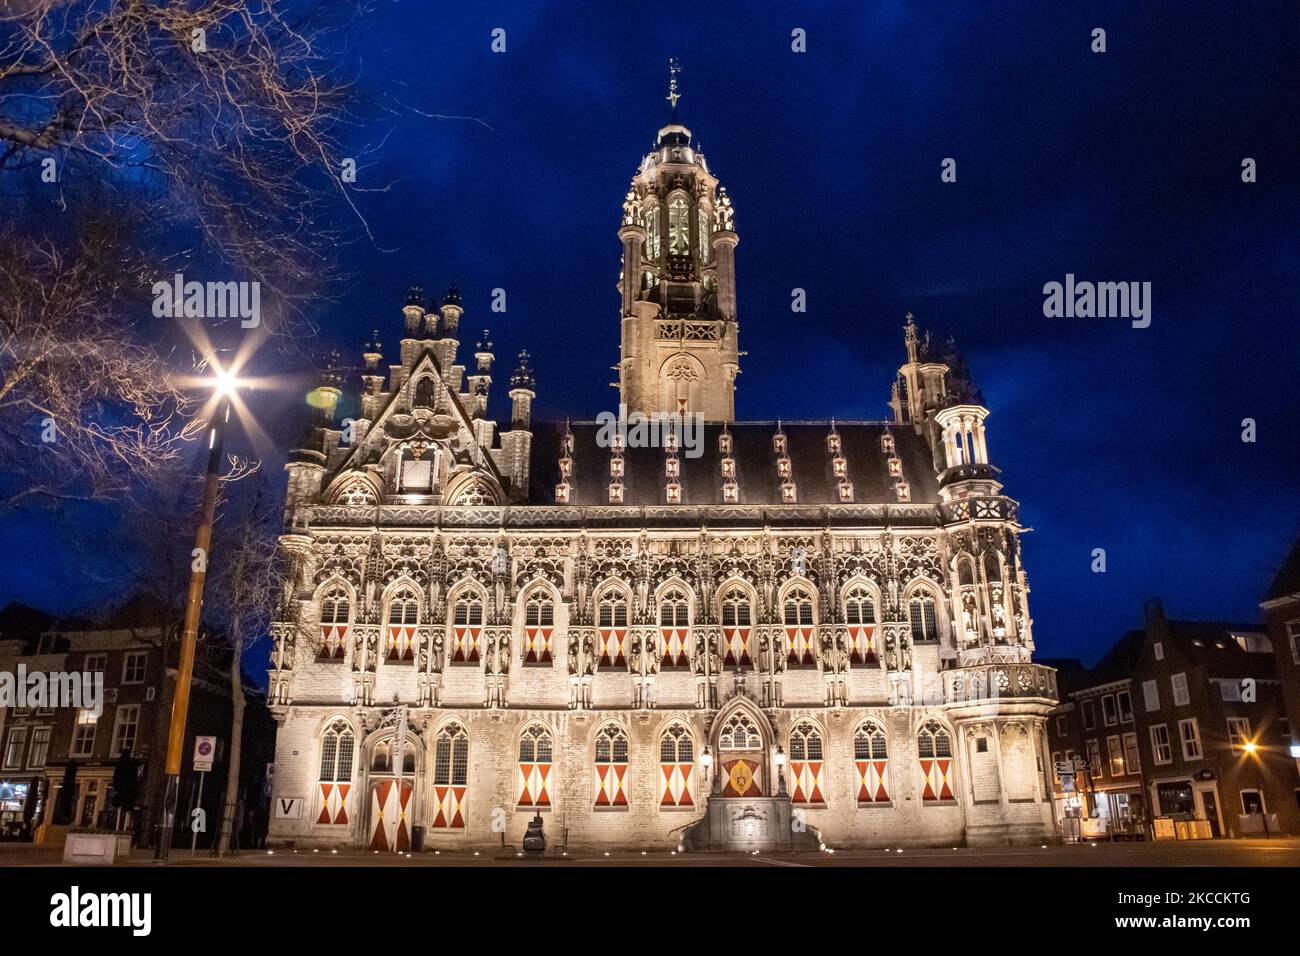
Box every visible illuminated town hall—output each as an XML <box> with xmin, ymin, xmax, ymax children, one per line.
<box><xmin>265</xmin><ymin>87</ymin><xmax>1060</xmax><ymax>852</ymax></box>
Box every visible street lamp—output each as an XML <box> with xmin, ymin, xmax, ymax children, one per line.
<box><xmin>1242</xmin><ymin>740</ymin><xmax>1269</xmax><ymax>839</ymax></box>
<box><xmin>155</xmin><ymin>368</ymin><xmax>239</xmax><ymax>862</ymax></box>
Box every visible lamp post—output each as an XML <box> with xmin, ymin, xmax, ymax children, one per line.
<box><xmin>1243</xmin><ymin>741</ymin><xmax>1269</xmax><ymax>839</ymax></box>
<box><xmin>156</xmin><ymin>373</ymin><xmax>236</xmax><ymax>862</ymax></box>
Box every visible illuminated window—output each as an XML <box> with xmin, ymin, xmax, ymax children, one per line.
<box><xmin>668</xmin><ymin>195</ymin><xmax>690</xmax><ymax>255</ymax></box>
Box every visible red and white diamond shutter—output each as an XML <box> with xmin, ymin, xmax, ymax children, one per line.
<box><xmin>658</xmin><ymin>725</ymin><xmax>695</xmax><ymax>807</ymax></box>
<box><xmin>450</xmin><ymin>625</ymin><xmax>480</xmax><ymax>664</ymax></box>
<box><xmin>593</xmin><ymin>725</ymin><xmax>629</xmax><ymax>808</ymax></box>
<box><xmin>431</xmin><ymin>723</ymin><xmax>469</xmax><ymax>829</ymax></box>
<box><xmin>783</xmin><ymin>587</ymin><xmax>816</xmax><ymax>666</ymax></box>
<box><xmin>523</xmin><ymin>591</ymin><xmax>555</xmax><ymax>664</ymax></box>
<box><xmin>723</xmin><ymin>627</ymin><xmax>751</xmax><ymax>667</ymax></box>
<box><xmin>450</xmin><ymin>592</ymin><xmax>484</xmax><ymax>663</ymax></box>
<box><xmin>844</xmin><ymin>586</ymin><xmax>877</xmax><ymax>665</ymax></box>
<box><xmin>720</xmin><ymin>588</ymin><xmax>753</xmax><ymax>666</ymax></box>
<box><xmin>316</xmin><ymin>720</ymin><xmax>354</xmax><ymax>824</ymax></box>
<box><xmin>386</xmin><ymin>591</ymin><xmax>418</xmax><ymax>661</ymax></box>
<box><xmin>658</xmin><ymin>589</ymin><xmax>690</xmax><ymax>667</ymax></box>
<box><xmin>853</xmin><ymin>724</ymin><xmax>889</xmax><ymax>803</ymax></box>
<box><xmin>848</xmin><ymin>625</ymin><xmax>877</xmax><ymax>665</ymax></box>
<box><xmin>597</xmin><ymin>591</ymin><xmax>629</xmax><ymax>667</ymax></box>
<box><xmin>918</xmin><ymin>720</ymin><xmax>955</xmax><ymax>801</ymax></box>
<box><xmin>517</xmin><ymin>724</ymin><xmax>553</xmax><ymax>808</ymax></box>
<box><xmin>318</xmin><ymin>588</ymin><xmax>350</xmax><ymax>660</ymax></box>
<box><xmin>789</xmin><ymin>721</ymin><xmax>826</xmax><ymax>805</ymax></box>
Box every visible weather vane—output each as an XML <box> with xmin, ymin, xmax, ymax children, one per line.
<box><xmin>666</xmin><ymin>57</ymin><xmax>682</xmax><ymax>111</ymax></box>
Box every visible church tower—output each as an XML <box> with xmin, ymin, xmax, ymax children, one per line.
<box><xmin>617</xmin><ymin>60</ymin><xmax>740</xmax><ymax>422</ymax></box>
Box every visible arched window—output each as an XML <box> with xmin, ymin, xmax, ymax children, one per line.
<box><xmin>318</xmin><ymin>585</ymin><xmax>350</xmax><ymax>661</ymax></box>
<box><xmin>718</xmin><ymin>713</ymin><xmax>762</xmax><ymax>750</ymax></box>
<box><xmin>658</xmin><ymin>587</ymin><xmax>690</xmax><ymax>668</ymax></box>
<box><xmin>644</xmin><ymin>200</ymin><xmax>661</xmax><ymax>261</ymax></box>
<box><xmin>658</xmin><ymin>723</ymin><xmax>695</xmax><ymax>807</ymax></box>
<box><xmin>596</xmin><ymin>588</ymin><xmax>629</xmax><ymax>668</ymax></box>
<box><xmin>370</xmin><ymin>738</ymin><xmax>416</xmax><ymax>774</ymax></box>
<box><xmin>517</xmin><ymin>724</ymin><xmax>553</xmax><ymax>808</ymax></box>
<box><xmin>668</xmin><ymin>194</ymin><xmax>690</xmax><ymax>256</ymax></box>
<box><xmin>908</xmin><ymin>588</ymin><xmax>940</xmax><ymax>644</ymax></box>
<box><xmin>854</xmin><ymin>722</ymin><xmax>890</xmax><ymax>803</ymax></box>
<box><xmin>719</xmin><ymin>585</ymin><xmax>753</xmax><ymax>667</ymax></box>
<box><xmin>316</xmin><ymin>719</ymin><xmax>354</xmax><ymax>825</ymax></box>
<box><xmin>788</xmin><ymin>720</ymin><xmax>826</xmax><ymax>805</ymax></box>
<box><xmin>918</xmin><ymin>720</ymin><xmax>955</xmax><ymax>802</ymax></box>
<box><xmin>844</xmin><ymin>584</ymin><xmax>878</xmax><ymax>665</ymax></box>
<box><xmin>449</xmin><ymin>588</ymin><xmax>484</xmax><ymax>664</ymax></box>
<box><xmin>593</xmin><ymin>724</ymin><xmax>629</xmax><ymax>808</ymax></box>
<box><xmin>431</xmin><ymin>722</ymin><xmax>469</xmax><ymax>829</ymax></box>
<box><xmin>386</xmin><ymin>588</ymin><xmax>419</xmax><ymax>661</ymax></box>
<box><xmin>783</xmin><ymin>585</ymin><xmax>816</xmax><ymax>666</ymax></box>
<box><xmin>522</xmin><ymin>589</ymin><xmax>555</xmax><ymax>664</ymax></box>
<box><xmin>697</xmin><ymin>203</ymin><xmax>711</xmax><ymax>263</ymax></box>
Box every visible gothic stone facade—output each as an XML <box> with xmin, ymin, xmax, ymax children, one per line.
<box><xmin>266</xmin><ymin>116</ymin><xmax>1059</xmax><ymax>852</ymax></box>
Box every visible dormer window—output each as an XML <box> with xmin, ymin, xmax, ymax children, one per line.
<box><xmin>562</xmin><ymin>432</ymin><xmax>575</xmax><ymax>454</ymax></box>
<box><xmin>609</xmin><ymin>481</ymin><xmax>624</xmax><ymax>504</ymax></box>
<box><xmin>559</xmin><ymin>457</ymin><xmax>573</xmax><ymax>479</ymax></box>
<box><xmin>887</xmin><ymin>457</ymin><xmax>902</xmax><ymax>478</ymax></box>
<box><xmin>721</xmin><ymin>457</ymin><xmax>735</xmax><ymax>478</ymax></box>
<box><xmin>665</xmin><ymin>457</ymin><xmax>680</xmax><ymax>478</ymax></box>
<box><xmin>719</xmin><ymin>432</ymin><xmax>733</xmax><ymax>455</ymax></box>
<box><xmin>781</xmin><ymin>481</ymin><xmax>797</xmax><ymax>503</ymax></box>
<box><xmin>827</xmin><ymin>433</ymin><xmax>841</xmax><ymax>454</ymax></box>
<box><xmin>894</xmin><ymin>480</ymin><xmax>910</xmax><ymax>502</ymax></box>
<box><xmin>722</xmin><ymin>479</ymin><xmax>738</xmax><ymax>503</ymax></box>
<box><xmin>555</xmin><ymin>482</ymin><xmax>570</xmax><ymax>504</ymax></box>
<box><xmin>774</xmin><ymin>433</ymin><xmax>787</xmax><ymax>455</ymax></box>
<box><xmin>838</xmin><ymin>480</ymin><xmax>853</xmax><ymax>502</ymax></box>
<box><xmin>880</xmin><ymin>433</ymin><xmax>895</xmax><ymax>454</ymax></box>
<box><xmin>611</xmin><ymin>431</ymin><xmax>625</xmax><ymax>452</ymax></box>
<box><xmin>610</xmin><ymin>456</ymin><xmax>624</xmax><ymax>478</ymax></box>
<box><xmin>776</xmin><ymin>457</ymin><xmax>791</xmax><ymax>478</ymax></box>
<box><xmin>664</xmin><ymin>429</ymin><xmax>679</xmax><ymax>453</ymax></box>
<box><xmin>666</xmin><ymin>481</ymin><xmax>682</xmax><ymax>504</ymax></box>
<box><xmin>832</xmin><ymin>456</ymin><xmax>847</xmax><ymax>478</ymax></box>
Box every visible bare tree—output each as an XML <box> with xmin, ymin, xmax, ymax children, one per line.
<box><xmin>205</xmin><ymin>474</ymin><xmax>280</xmax><ymax>856</ymax></box>
<box><xmin>0</xmin><ymin>0</ymin><xmax>373</xmax><ymax>514</ymax></box>
<box><xmin>0</xmin><ymin>0</ymin><xmax>373</xmax><ymax>307</ymax></box>
<box><xmin>0</xmin><ymin>217</ymin><xmax>202</xmax><ymax>512</ymax></box>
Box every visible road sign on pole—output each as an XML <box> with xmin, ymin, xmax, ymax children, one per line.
<box><xmin>193</xmin><ymin>736</ymin><xmax>217</xmax><ymax>772</ymax></box>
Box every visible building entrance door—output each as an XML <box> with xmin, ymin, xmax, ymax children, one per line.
<box><xmin>716</xmin><ymin>711</ymin><xmax>767</xmax><ymax>798</ymax></box>
<box><xmin>368</xmin><ymin>778</ymin><xmax>413</xmax><ymax>852</ymax></box>
<box><xmin>1199</xmin><ymin>789</ymin><xmax>1221</xmax><ymax>838</ymax></box>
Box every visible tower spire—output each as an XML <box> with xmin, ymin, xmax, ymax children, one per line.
<box><xmin>666</xmin><ymin>57</ymin><xmax>682</xmax><ymax>114</ymax></box>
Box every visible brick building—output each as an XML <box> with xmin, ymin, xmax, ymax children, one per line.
<box><xmin>266</xmin><ymin>83</ymin><xmax>1060</xmax><ymax>853</ymax></box>
<box><xmin>1261</xmin><ymin>537</ymin><xmax>1300</xmax><ymax>785</ymax></box>
<box><xmin>1048</xmin><ymin>599</ymin><xmax>1299</xmax><ymax>840</ymax></box>
<box><xmin>0</xmin><ymin>602</ymin><xmax>274</xmax><ymax>847</ymax></box>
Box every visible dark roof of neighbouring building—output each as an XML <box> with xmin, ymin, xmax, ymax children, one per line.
<box><xmin>1263</xmin><ymin>536</ymin><xmax>1300</xmax><ymax>603</ymax></box>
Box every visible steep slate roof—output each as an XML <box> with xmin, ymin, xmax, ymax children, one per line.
<box><xmin>1263</xmin><ymin>536</ymin><xmax>1300</xmax><ymax>603</ymax></box>
<box><xmin>1162</xmin><ymin>619</ymin><xmax>1275</xmax><ymax>679</ymax></box>
<box><xmin>529</xmin><ymin>421</ymin><xmax>941</xmax><ymax>507</ymax></box>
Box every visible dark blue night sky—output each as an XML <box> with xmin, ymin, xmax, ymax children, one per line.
<box><xmin>2</xmin><ymin>1</ymin><xmax>1297</xmax><ymax>666</ymax></box>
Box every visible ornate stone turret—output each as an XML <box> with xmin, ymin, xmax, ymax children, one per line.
<box><xmin>509</xmin><ymin>350</ymin><xmax>536</xmax><ymax>429</ymax></box>
<box><xmin>616</xmin><ymin>60</ymin><xmax>740</xmax><ymax>421</ymax></box>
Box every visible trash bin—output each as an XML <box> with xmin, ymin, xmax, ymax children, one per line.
<box><xmin>411</xmin><ymin>826</ymin><xmax>425</xmax><ymax>852</ymax></box>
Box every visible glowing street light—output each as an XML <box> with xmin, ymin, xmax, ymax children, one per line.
<box><xmin>155</xmin><ymin>364</ymin><xmax>242</xmax><ymax>863</ymax></box>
